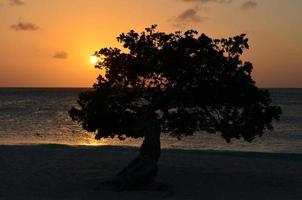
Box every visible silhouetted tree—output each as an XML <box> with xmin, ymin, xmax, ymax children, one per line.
<box><xmin>69</xmin><ymin>25</ymin><xmax>281</xmax><ymax>190</ymax></box>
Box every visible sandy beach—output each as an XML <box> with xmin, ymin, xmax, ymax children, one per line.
<box><xmin>0</xmin><ymin>145</ymin><xmax>302</xmax><ymax>200</ymax></box>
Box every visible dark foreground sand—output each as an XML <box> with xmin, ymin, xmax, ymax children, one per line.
<box><xmin>0</xmin><ymin>145</ymin><xmax>302</xmax><ymax>200</ymax></box>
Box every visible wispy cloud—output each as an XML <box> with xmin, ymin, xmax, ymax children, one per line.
<box><xmin>173</xmin><ymin>6</ymin><xmax>208</xmax><ymax>28</ymax></box>
<box><xmin>241</xmin><ymin>1</ymin><xmax>257</xmax><ymax>10</ymax></box>
<box><xmin>10</xmin><ymin>22</ymin><xmax>40</xmax><ymax>31</ymax></box>
<box><xmin>53</xmin><ymin>51</ymin><xmax>68</xmax><ymax>59</ymax></box>
<box><xmin>175</xmin><ymin>8</ymin><xmax>207</xmax><ymax>23</ymax></box>
<box><xmin>174</xmin><ymin>0</ymin><xmax>232</xmax><ymax>26</ymax></box>
<box><xmin>9</xmin><ymin>0</ymin><xmax>25</xmax><ymax>6</ymax></box>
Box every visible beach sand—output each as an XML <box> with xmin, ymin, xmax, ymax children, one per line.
<box><xmin>0</xmin><ymin>145</ymin><xmax>302</xmax><ymax>200</ymax></box>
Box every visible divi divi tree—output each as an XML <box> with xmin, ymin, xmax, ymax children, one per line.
<box><xmin>69</xmin><ymin>25</ymin><xmax>282</xmax><ymax>190</ymax></box>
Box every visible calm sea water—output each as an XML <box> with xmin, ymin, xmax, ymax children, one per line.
<box><xmin>0</xmin><ymin>88</ymin><xmax>302</xmax><ymax>153</ymax></box>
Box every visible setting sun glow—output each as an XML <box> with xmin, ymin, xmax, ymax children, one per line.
<box><xmin>1</xmin><ymin>0</ymin><xmax>302</xmax><ymax>87</ymax></box>
<box><xmin>90</xmin><ymin>56</ymin><xmax>99</xmax><ymax>65</ymax></box>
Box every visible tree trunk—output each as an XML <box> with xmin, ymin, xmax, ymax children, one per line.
<box><xmin>96</xmin><ymin>119</ymin><xmax>161</xmax><ymax>191</ymax></box>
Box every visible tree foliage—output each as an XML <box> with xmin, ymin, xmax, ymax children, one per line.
<box><xmin>70</xmin><ymin>25</ymin><xmax>281</xmax><ymax>142</ymax></box>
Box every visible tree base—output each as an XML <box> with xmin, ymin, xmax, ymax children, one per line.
<box><xmin>95</xmin><ymin>154</ymin><xmax>158</xmax><ymax>191</ymax></box>
<box><xmin>95</xmin><ymin>120</ymin><xmax>164</xmax><ymax>192</ymax></box>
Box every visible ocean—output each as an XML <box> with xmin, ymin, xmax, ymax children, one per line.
<box><xmin>0</xmin><ymin>88</ymin><xmax>301</xmax><ymax>153</ymax></box>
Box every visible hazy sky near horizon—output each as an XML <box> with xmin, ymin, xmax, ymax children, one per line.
<box><xmin>1</xmin><ymin>0</ymin><xmax>302</xmax><ymax>87</ymax></box>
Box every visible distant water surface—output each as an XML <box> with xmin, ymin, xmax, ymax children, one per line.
<box><xmin>0</xmin><ymin>88</ymin><xmax>302</xmax><ymax>153</ymax></box>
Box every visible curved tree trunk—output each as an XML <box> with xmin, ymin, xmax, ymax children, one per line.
<box><xmin>97</xmin><ymin>119</ymin><xmax>161</xmax><ymax>191</ymax></box>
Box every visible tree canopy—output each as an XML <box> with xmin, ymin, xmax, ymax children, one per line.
<box><xmin>70</xmin><ymin>25</ymin><xmax>281</xmax><ymax>143</ymax></box>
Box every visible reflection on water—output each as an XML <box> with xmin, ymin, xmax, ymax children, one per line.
<box><xmin>0</xmin><ymin>88</ymin><xmax>302</xmax><ymax>153</ymax></box>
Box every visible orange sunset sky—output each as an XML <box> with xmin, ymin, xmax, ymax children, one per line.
<box><xmin>0</xmin><ymin>0</ymin><xmax>302</xmax><ymax>88</ymax></box>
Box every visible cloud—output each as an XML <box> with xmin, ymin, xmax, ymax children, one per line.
<box><xmin>175</xmin><ymin>8</ymin><xmax>207</xmax><ymax>23</ymax></box>
<box><xmin>9</xmin><ymin>0</ymin><xmax>25</xmax><ymax>6</ymax></box>
<box><xmin>173</xmin><ymin>0</ymin><xmax>232</xmax><ymax>25</ymax></box>
<box><xmin>173</xmin><ymin>6</ymin><xmax>208</xmax><ymax>28</ymax></box>
<box><xmin>241</xmin><ymin>1</ymin><xmax>257</xmax><ymax>10</ymax></box>
<box><xmin>181</xmin><ymin>0</ymin><xmax>232</xmax><ymax>4</ymax></box>
<box><xmin>10</xmin><ymin>22</ymin><xmax>39</xmax><ymax>31</ymax></box>
<box><xmin>53</xmin><ymin>51</ymin><xmax>68</xmax><ymax>59</ymax></box>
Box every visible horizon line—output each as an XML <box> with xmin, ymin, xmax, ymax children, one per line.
<box><xmin>0</xmin><ymin>87</ymin><xmax>302</xmax><ymax>89</ymax></box>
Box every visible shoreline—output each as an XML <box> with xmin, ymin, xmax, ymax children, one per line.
<box><xmin>1</xmin><ymin>143</ymin><xmax>302</xmax><ymax>161</ymax></box>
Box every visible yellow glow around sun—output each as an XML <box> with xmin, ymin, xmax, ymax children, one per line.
<box><xmin>90</xmin><ymin>56</ymin><xmax>99</xmax><ymax>64</ymax></box>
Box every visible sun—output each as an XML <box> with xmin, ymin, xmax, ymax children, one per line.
<box><xmin>90</xmin><ymin>56</ymin><xmax>99</xmax><ymax>65</ymax></box>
